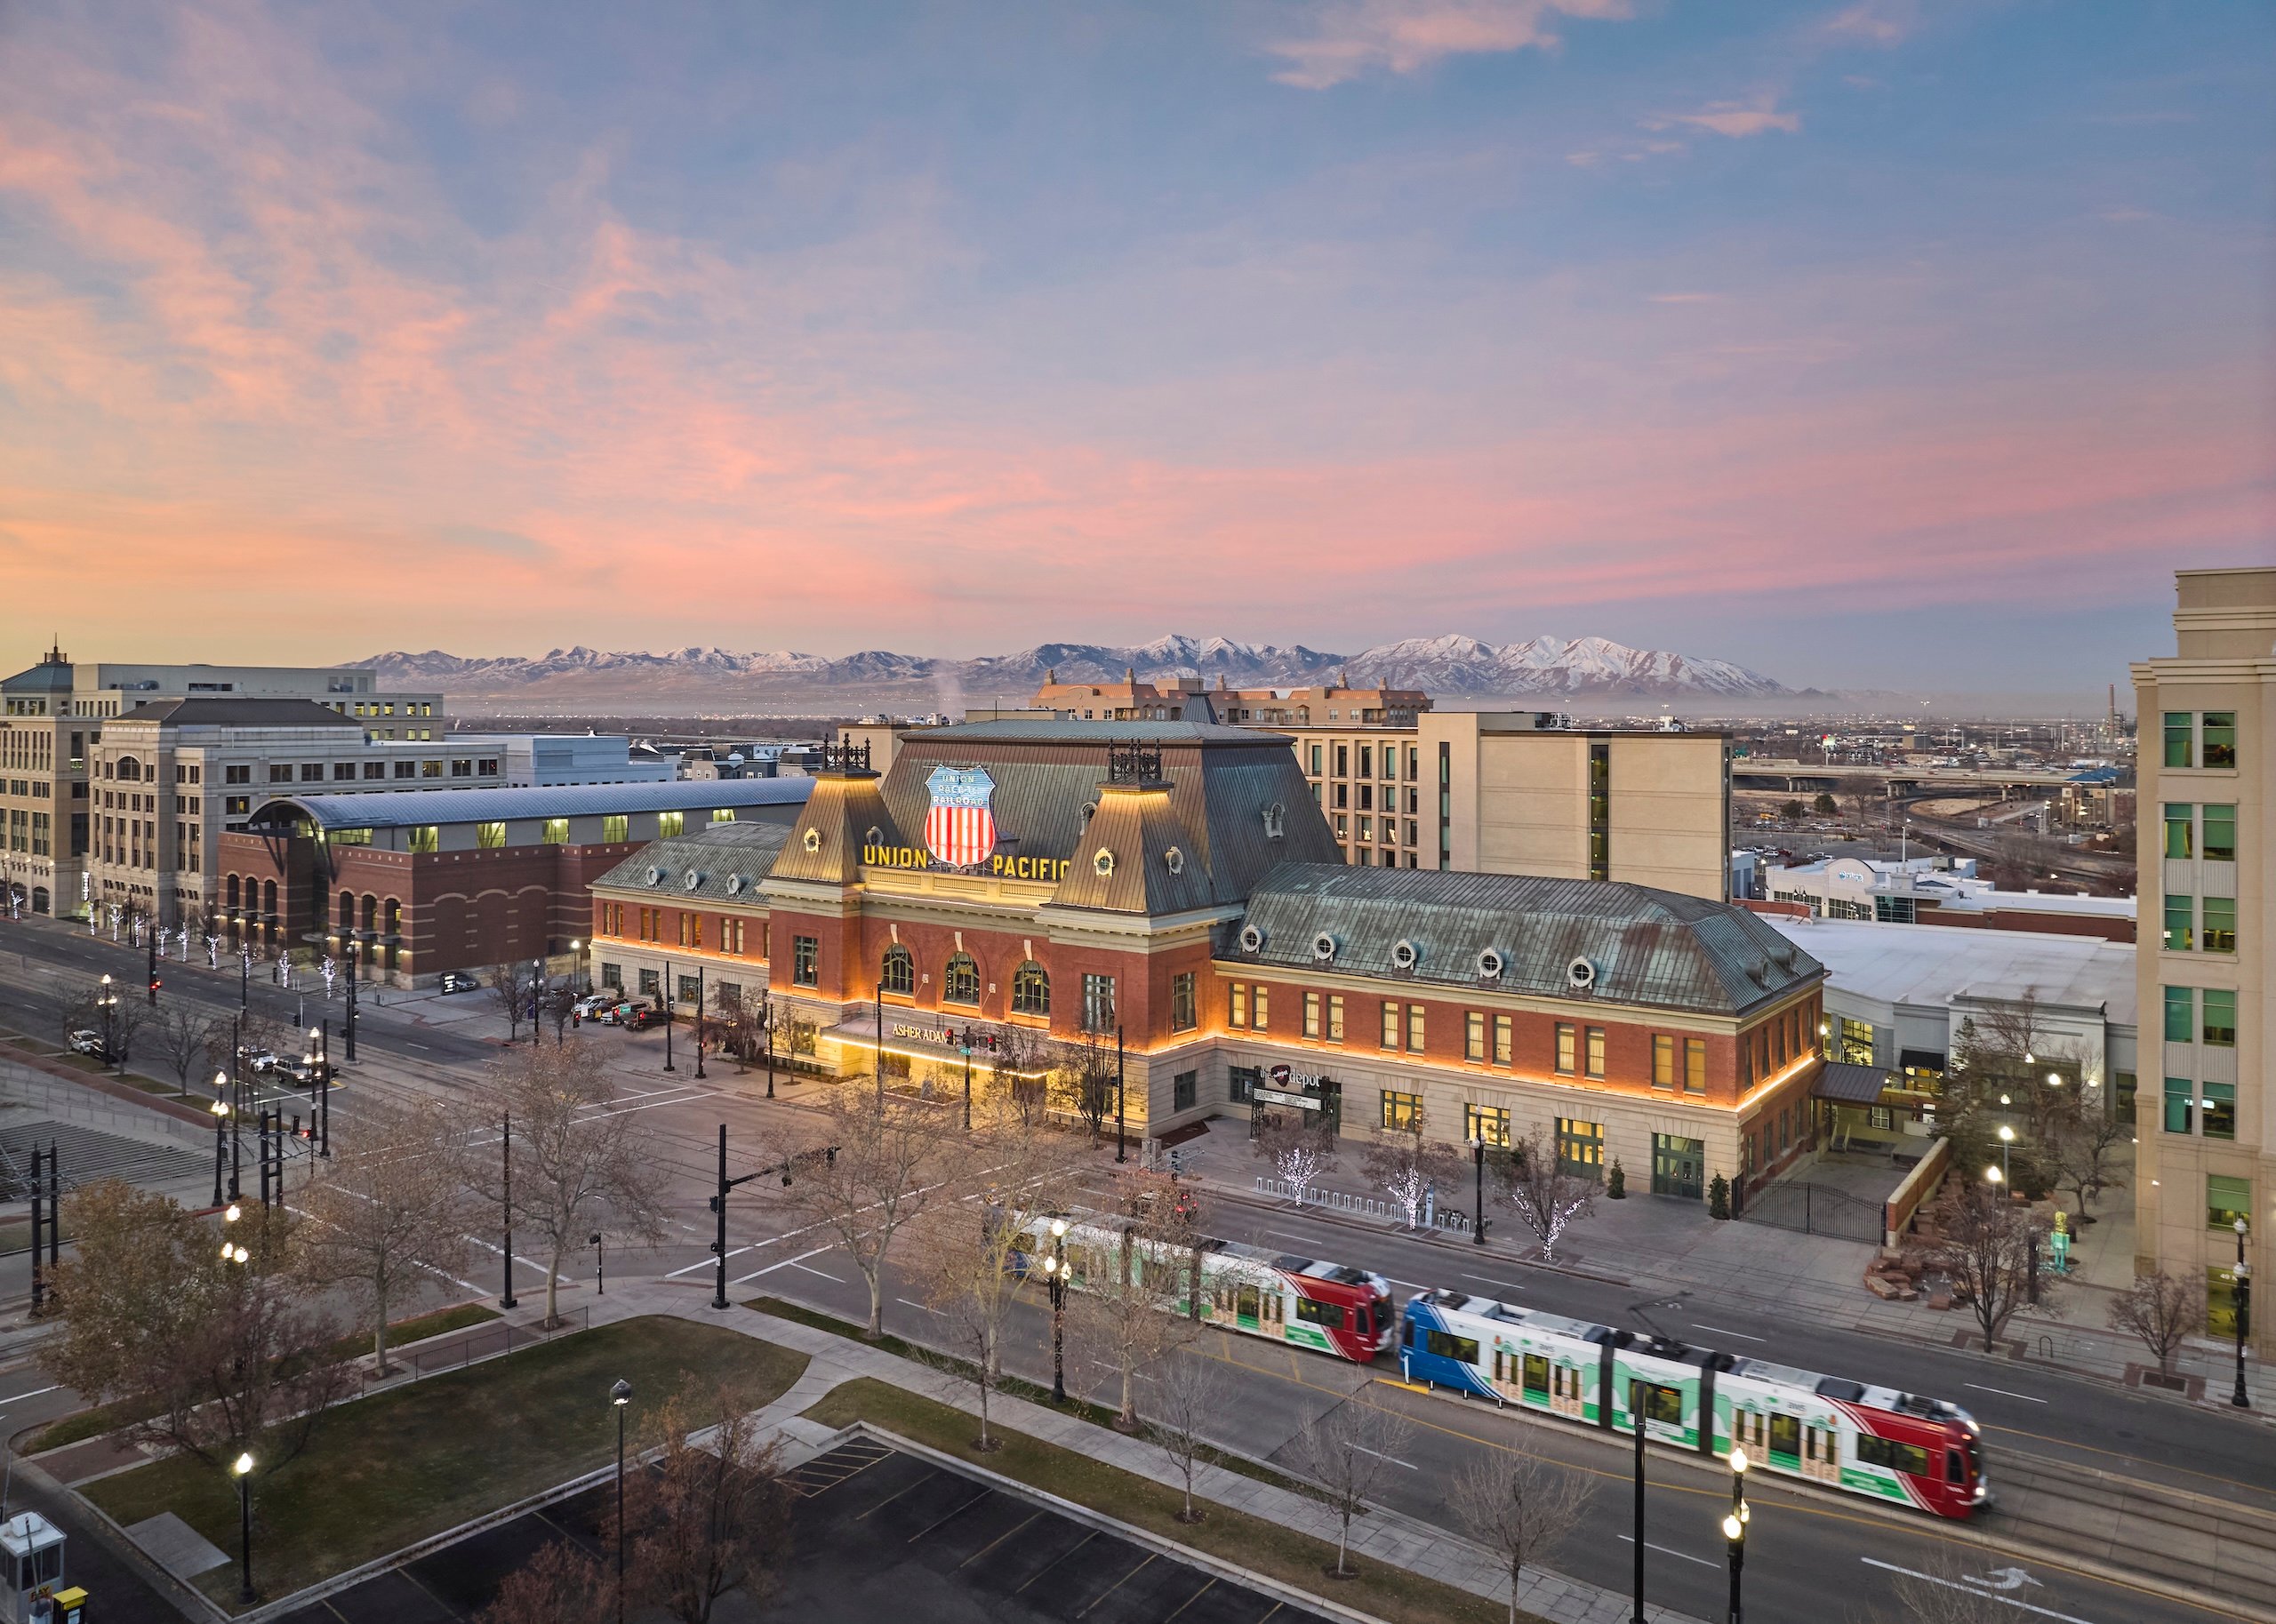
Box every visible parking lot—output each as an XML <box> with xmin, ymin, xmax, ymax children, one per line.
<box><xmin>268</xmin><ymin>1436</ymin><xmax>1326</xmax><ymax>1624</ymax></box>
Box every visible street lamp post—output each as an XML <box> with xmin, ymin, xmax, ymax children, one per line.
<box><xmin>761</xmin><ymin>993</ymin><xmax>775</xmax><ymax>1100</ymax></box>
<box><xmin>1725</xmin><ymin>1446</ymin><xmax>1750</xmax><ymax>1624</ymax></box>
<box><xmin>1630</xmin><ymin>1379</ymin><xmax>1647</xmax><ymax>1624</ymax></box>
<box><xmin>694</xmin><ymin>964</ymin><xmax>706</xmax><ymax>1080</ymax></box>
<box><xmin>1997</xmin><ymin>1124</ymin><xmax>2015</xmax><ymax>1186</ymax></box>
<box><xmin>344</xmin><ymin>939</ymin><xmax>359</xmax><ymax>1062</ymax></box>
<box><xmin>591</xmin><ymin>1230</ymin><xmax>605</xmax><ymax>1296</ymax></box>
<box><xmin>233</xmin><ymin>1451</ymin><xmax>257</xmax><ymax>1604</ymax></box>
<box><xmin>960</xmin><ymin>1028</ymin><xmax>974</xmax><ymax>1132</ymax></box>
<box><xmin>211</xmin><ymin>1078</ymin><xmax>228</xmax><ymax>1207</ymax></box>
<box><xmin>1046</xmin><ymin>1217</ymin><xmax>1070</xmax><ymax>1403</ymax></box>
<box><xmin>2234</xmin><ymin>1218</ymin><xmax>2252</xmax><ymax>1409</ymax></box>
<box><xmin>663</xmin><ymin>956</ymin><xmax>675</xmax><ymax>1073</ymax></box>
<box><xmin>1469</xmin><ymin>1134</ymin><xmax>1487</xmax><ymax>1245</ymax></box>
<box><xmin>1115</xmin><ymin>1023</ymin><xmax>1126</xmax><ymax>1164</ymax></box>
<box><xmin>500</xmin><ymin>1110</ymin><xmax>518</xmax><ymax>1310</ymax></box>
<box><xmin>611</xmin><ymin>1379</ymin><xmax>633</xmax><ymax>1624</ymax></box>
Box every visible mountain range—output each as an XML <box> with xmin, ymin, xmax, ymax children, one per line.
<box><xmin>357</xmin><ymin>634</ymin><xmax>1791</xmax><ymax>711</ymax></box>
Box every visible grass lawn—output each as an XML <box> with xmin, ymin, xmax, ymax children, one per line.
<box><xmin>803</xmin><ymin>1379</ymin><xmax>1537</xmax><ymax>1624</ymax></box>
<box><xmin>748</xmin><ymin>1295</ymin><xmax>1334</xmax><ymax>1506</ymax></box>
<box><xmin>80</xmin><ymin>1315</ymin><xmax>808</xmax><ymax>1612</ymax></box>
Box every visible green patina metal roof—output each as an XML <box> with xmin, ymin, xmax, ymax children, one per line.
<box><xmin>1230</xmin><ymin>865</ymin><xmax>1823</xmax><ymax>1017</ymax></box>
<box><xmin>593</xmin><ymin>820</ymin><xmax>793</xmax><ymax>902</ymax></box>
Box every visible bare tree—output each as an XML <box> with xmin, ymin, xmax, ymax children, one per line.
<box><xmin>1142</xmin><ymin>1351</ymin><xmax>1229</xmax><ymax>1524</ymax></box>
<box><xmin>1362</xmin><ymin>1117</ymin><xmax>1459</xmax><ymax>1230</ymax></box>
<box><xmin>1492</xmin><ymin>1127</ymin><xmax>1597</xmax><ymax>1264</ymax></box>
<box><xmin>2042</xmin><ymin>1104</ymin><xmax>2128</xmax><ymax>1219</ymax></box>
<box><xmin>1065</xmin><ymin>1172</ymin><xmax>1202</xmax><ymax>1429</ymax></box>
<box><xmin>1254</xmin><ymin>1110</ymin><xmax>1336</xmax><ymax>1206</ymax></box>
<box><xmin>491</xmin><ymin>962</ymin><xmax>534</xmax><ymax>1044</ymax></box>
<box><xmin>147</xmin><ymin>1005</ymin><xmax>216</xmax><ymax>1092</ymax></box>
<box><xmin>1912</xmin><ymin>1183</ymin><xmax>2056</xmax><ymax>1352</ymax></box>
<box><xmin>778</xmin><ymin>1073</ymin><xmax>956</xmax><ymax>1338</ymax></box>
<box><xmin>488</xmin><ymin>1042</ymin><xmax>670</xmax><ymax>1326</ymax></box>
<box><xmin>1449</xmin><ymin>1451</ymin><xmax>1591</xmax><ymax>1624</ymax></box>
<box><xmin>1290</xmin><ymin>1394</ymin><xmax>1414</xmax><ymax>1578</ymax></box>
<box><xmin>911</xmin><ymin>1098</ymin><xmax>1084</xmax><ymax>1450</ymax></box>
<box><xmin>2108</xmin><ymin>1270</ymin><xmax>2204</xmax><ymax>1381</ymax></box>
<box><xmin>1054</xmin><ymin>1031</ymin><xmax>1118</xmax><ymax>1141</ymax></box>
<box><xmin>295</xmin><ymin>1096</ymin><xmax>477</xmax><ymax>1372</ymax></box>
<box><xmin>480</xmin><ymin>1538</ymin><xmax>613</xmax><ymax>1624</ymax></box>
<box><xmin>541</xmin><ymin>980</ymin><xmax>578</xmax><ymax>1045</ymax></box>
<box><xmin>629</xmin><ymin>1386</ymin><xmax>793</xmax><ymax>1624</ymax></box>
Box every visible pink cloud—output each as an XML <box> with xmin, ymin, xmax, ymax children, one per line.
<box><xmin>1262</xmin><ymin>0</ymin><xmax>1633</xmax><ymax>90</ymax></box>
<box><xmin>1647</xmin><ymin>93</ymin><xmax>1802</xmax><ymax>139</ymax></box>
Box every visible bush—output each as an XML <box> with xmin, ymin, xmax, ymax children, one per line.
<box><xmin>1606</xmin><ymin>1159</ymin><xmax>1626</xmax><ymax>1200</ymax></box>
<box><xmin>1708</xmin><ymin>1173</ymin><xmax>1731</xmax><ymax>1220</ymax></box>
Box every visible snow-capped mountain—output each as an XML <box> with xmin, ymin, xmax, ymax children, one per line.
<box><xmin>357</xmin><ymin>634</ymin><xmax>1788</xmax><ymax>707</ymax></box>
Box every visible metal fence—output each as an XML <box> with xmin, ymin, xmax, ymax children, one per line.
<box><xmin>1253</xmin><ymin>1177</ymin><xmax>1389</xmax><ymax>1220</ymax></box>
<box><xmin>397</xmin><ymin>1306</ymin><xmax>592</xmax><ymax>1382</ymax></box>
<box><xmin>1740</xmin><ymin>1180</ymin><xmax>1884</xmax><ymax>1244</ymax></box>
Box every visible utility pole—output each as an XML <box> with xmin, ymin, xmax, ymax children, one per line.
<box><xmin>500</xmin><ymin>1111</ymin><xmax>518</xmax><ymax>1310</ymax></box>
<box><xmin>709</xmin><ymin>1124</ymin><xmax>764</xmax><ymax>1311</ymax></box>
<box><xmin>694</xmin><ymin>964</ymin><xmax>706</xmax><ymax>1080</ymax></box>
<box><xmin>28</xmin><ymin>1148</ymin><xmax>44</xmax><ymax>1318</ymax></box>
<box><xmin>345</xmin><ymin>941</ymin><xmax>358</xmax><ymax>1062</ymax></box>
<box><xmin>1115</xmin><ymin>1023</ymin><xmax>1127</xmax><ymax>1164</ymax></box>
<box><xmin>1631</xmin><ymin>1380</ymin><xmax>1647</xmax><ymax>1624</ymax></box>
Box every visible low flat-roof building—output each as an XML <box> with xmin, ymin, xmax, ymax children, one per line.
<box><xmin>1765</xmin><ymin>854</ymin><xmax>2135</xmax><ymax>943</ymax></box>
<box><xmin>1767</xmin><ymin>915</ymin><xmax>2136</xmax><ymax>1151</ymax></box>
<box><xmin>223</xmin><ymin>778</ymin><xmax>811</xmax><ymax>983</ymax></box>
<box><xmin>588</xmin><ymin>720</ymin><xmax>1825</xmax><ymax>1204</ymax></box>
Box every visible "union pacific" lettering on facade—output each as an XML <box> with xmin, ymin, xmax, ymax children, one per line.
<box><xmin>862</xmin><ymin>844</ymin><xmax>1071</xmax><ymax>882</ymax></box>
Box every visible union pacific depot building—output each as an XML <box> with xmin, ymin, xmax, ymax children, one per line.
<box><xmin>588</xmin><ymin>721</ymin><xmax>1831</xmax><ymax>1204</ymax></box>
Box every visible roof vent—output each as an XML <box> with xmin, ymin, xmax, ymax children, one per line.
<box><xmin>1390</xmin><ymin>939</ymin><xmax>1419</xmax><ymax>971</ymax></box>
<box><xmin>1476</xmin><ymin>947</ymin><xmax>1504</xmax><ymax>980</ymax></box>
<box><xmin>1262</xmin><ymin>802</ymin><xmax>1284</xmax><ymax>840</ymax></box>
<box><xmin>1081</xmin><ymin>800</ymin><xmax>1098</xmax><ymax>825</ymax></box>
<box><xmin>725</xmin><ymin>875</ymin><xmax>746</xmax><ymax>896</ymax></box>
<box><xmin>1238</xmin><ymin>923</ymin><xmax>1266</xmax><ymax>954</ymax></box>
<box><xmin>1312</xmin><ymin>932</ymin><xmax>1338</xmax><ymax>964</ymax></box>
<box><xmin>685</xmin><ymin>869</ymin><xmax>705</xmax><ymax>891</ymax></box>
<box><xmin>1567</xmin><ymin>956</ymin><xmax>1598</xmax><ymax>992</ymax></box>
<box><xmin>645</xmin><ymin>866</ymin><xmax>665</xmax><ymax>887</ymax></box>
<box><xmin>1163</xmin><ymin>846</ymin><xmax>1184</xmax><ymax>876</ymax></box>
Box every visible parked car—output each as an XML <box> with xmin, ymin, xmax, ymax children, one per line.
<box><xmin>572</xmin><ymin>992</ymin><xmax>620</xmax><ymax>1019</ymax></box>
<box><xmin>621</xmin><ymin>1004</ymin><xmax>669</xmax><ymax>1031</ymax></box>
<box><xmin>437</xmin><ymin>971</ymin><xmax>481</xmax><ymax>995</ymax></box>
<box><xmin>240</xmin><ymin>1046</ymin><xmax>280</xmax><ymax>1074</ymax></box>
<box><xmin>66</xmin><ymin>1028</ymin><xmax>114</xmax><ymax>1062</ymax></box>
<box><xmin>596</xmin><ymin>998</ymin><xmax>648</xmax><ymax>1026</ymax></box>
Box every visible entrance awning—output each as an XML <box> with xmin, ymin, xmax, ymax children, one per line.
<box><xmin>1814</xmin><ymin>1061</ymin><xmax>1895</xmax><ymax>1104</ymax></box>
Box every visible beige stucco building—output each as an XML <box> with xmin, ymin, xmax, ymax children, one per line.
<box><xmin>2133</xmin><ymin>566</ymin><xmax>2271</xmax><ymax>1344</ymax></box>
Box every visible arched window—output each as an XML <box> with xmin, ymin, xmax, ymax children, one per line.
<box><xmin>338</xmin><ymin>890</ymin><xmax>354</xmax><ymax>929</ymax></box>
<box><xmin>880</xmin><ymin>944</ymin><xmax>915</xmax><ymax>996</ymax></box>
<box><xmin>31</xmin><ymin>887</ymin><xmax>49</xmax><ymax>915</ymax></box>
<box><xmin>1011</xmin><ymin>960</ymin><xmax>1050</xmax><ymax>1016</ymax></box>
<box><xmin>226</xmin><ymin>875</ymin><xmax>241</xmax><ymax>909</ymax></box>
<box><xmin>943</xmin><ymin>953</ymin><xmax>980</xmax><ymax>1005</ymax></box>
<box><xmin>261</xmin><ymin>879</ymin><xmax>276</xmax><ymax>916</ymax></box>
<box><xmin>361</xmin><ymin>893</ymin><xmax>377</xmax><ymax>932</ymax></box>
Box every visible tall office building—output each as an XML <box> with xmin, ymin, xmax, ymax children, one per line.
<box><xmin>2133</xmin><ymin>567</ymin><xmax>2271</xmax><ymax>1342</ymax></box>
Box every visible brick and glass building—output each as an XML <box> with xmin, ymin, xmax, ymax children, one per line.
<box><xmin>221</xmin><ymin>778</ymin><xmax>810</xmax><ymax>983</ymax></box>
<box><xmin>589</xmin><ymin>719</ymin><xmax>1824</xmax><ymax>1201</ymax></box>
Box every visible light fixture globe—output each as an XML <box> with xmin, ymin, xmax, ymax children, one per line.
<box><xmin>233</xmin><ymin>1452</ymin><xmax>254</xmax><ymax>1476</ymax></box>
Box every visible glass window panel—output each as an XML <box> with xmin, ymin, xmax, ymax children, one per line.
<box><xmin>2202</xmin><ymin>1083</ymin><xmax>2236</xmax><ymax>1140</ymax></box>
<box><xmin>2203</xmin><ymin>988</ymin><xmax>2237</xmax><ymax>1046</ymax></box>
<box><xmin>2164</xmin><ymin>986</ymin><xmax>2195</xmax><ymax>1044</ymax></box>
<box><xmin>2202</xmin><ymin>711</ymin><xmax>2236</xmax><ymax>769</ymax></box>
<box><xmin>2208</xmin><ymin>1175</ymin><xmax>2250</xmax><ymax>1230</ymax></box>
<box><xmin>2163</xmin><ymin>712</ymin><xmax>2193</xmax><ymax>768</ymax></box>
<box><xmin>2164</xmin><ymin>894</ymin><xmax>2193</xmax><ymax>952</ymax></box>
<box><xmin>2163</xmin><ymin>805</ymin><xmax>2193</xmax><ymax>860</ymax></box>
<box><xmin>2163</xmin><ymin>1078</ymin><xmax>2194</xmax><ymax>1134</ymax></box>
<box><xmin>2203</xmin><ymin>804</ymin><xmax>2236</xmax><ymax>861</ymax></box>
<box><xmin>2204</xmin><ymin>896</ymin><xmax>2237</xmax><ymax>954</ymax></box>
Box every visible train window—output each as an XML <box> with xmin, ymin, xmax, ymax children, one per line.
<box><xmin>1353</xmin><ymin>1306</ymin><xmax>1370</xmax><ymax>1336</ymax></box>
<box><xmin>1770</xmin><ymin>1414</ymin><xmax>1799</xmax><ymax>1458</ymax></box>
<box><xmin>1856</xmin><ymin>1436</ymin><xmax>1934</xmax><ymax>1476</ymax></box>
<box><xmin>1633</xmin><ymin>1382</ymin><xmax>1684</xmax><ymax>1426</ymax></box>
<box><xmin>1295</xmin><ymin>1298</ymin><xmax>1348</xmax><ymax>1331</ymax></box>
<box><xmin>1524</xmin><ymin>1354</ymin><xmax>1550</xmax><ymax>1397</ymax></box>
<box><xmin>1947</xmin><ymin>1449</ymin><xmax>1964</xmax><ymax>1483</ymax></box>
<box><xmin>1427</xmin><ymin>1329</ymin><xmax>1481</xmax><ymax>1364</ymax></box>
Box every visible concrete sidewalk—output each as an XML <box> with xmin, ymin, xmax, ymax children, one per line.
<box><xmin>584</xmin><ymin>1276</ymin><xmax>1706</xmax><ymax>1624</ymax></box>
<box><xmin>1169</xmin><ymin>1122</ymin><xmax>2256</xmax><ymax>1409</ymax></box>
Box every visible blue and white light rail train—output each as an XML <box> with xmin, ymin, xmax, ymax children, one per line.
<box><xmin>1399</xmin><ymin>1288</ymin><xmax>1988</xmax><ymax>1519</ymax></box>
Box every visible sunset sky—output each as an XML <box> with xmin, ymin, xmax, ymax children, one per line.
<box><xmin>1</xmin><ymin>0</ymin><xmax>2269</xmax><ymax>695</ymax></box>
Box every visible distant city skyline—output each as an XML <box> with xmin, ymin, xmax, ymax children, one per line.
<box><xmin>1</xmin><ymin>2</ymin><xmax>2268</xmax><ymax>692</ymax></box>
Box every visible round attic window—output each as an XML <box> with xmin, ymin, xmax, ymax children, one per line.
<box><xmin>1567</xmin><ymin>956</ymin><xmax>1598</xmax><ymax>991</ymax></box>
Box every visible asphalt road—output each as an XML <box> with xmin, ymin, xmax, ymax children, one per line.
<box><xmin>0</xmin><ymin>917</ymin><xmax>2260</xmax><ymax>1624</ymax></box>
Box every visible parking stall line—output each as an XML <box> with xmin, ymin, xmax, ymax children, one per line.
<box><xmin>855</xmin><ymin>1468</ymin><xmax>941</xmax><ymax>1522</ymax></box>
<box><xmin>1075</xmin><ymin>1552</ymin><xmax>1158</xmax><ymax>1618</ymax></box>
<box><xmin>1158</xmin><ymin>1575</ymin><xmax>1220</xmax><ymax>1622</ymax></box>
<box><xmin>1013</xmin><ymin>1529</ymin><xmax>1097</xmax><ymax>1594</ymax></box>
<box><xmin>958</xmin><ymin>1509</ymin><xmax>1044</xmax><ymax>1569</ymax></box>
<box><xmin>908</xmin><ymin>1487</ymin><xmax>994</xmax><ymax>1545</ymax></box>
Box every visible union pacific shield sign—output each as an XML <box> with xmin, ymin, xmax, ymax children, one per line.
<box><xmin>922</xmin><ymin>764</ymin><xmax>998</xmax><ymax>868</ymax></box>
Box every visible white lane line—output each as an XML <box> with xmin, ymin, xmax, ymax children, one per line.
<box><xmin>786</xmin><ymin>1260</ymin><xmax>843</xmax><ymax>1283</ymax></box>
<box><xmin>666</xmin><ymin>1247</ymin><xmax>749</xmax><ymax>1279</ymax></box>
<box><xmin>0</xmin><ymin>1386</ymin><xmax>59</xmax><ymax>1405</ymax></box>
<box><xmin>1461</xmin><ymin>1275</ymin><xmax>1525</xmax><ymax>1297</ymax></box>
<box><xmin>1616</xmin><ymin>1535</ymin><xmax>1717</xmax><ymax>1570</ymax></box>
<box><xmin>1963</xmin><ymin>1383</ymin><xmax>2048</xmax><ymax>1404</ymax></box>
<box><xmin>734</xmin><ymin>1244</ymin><xmax>834</xmax><ymax>1285</ymax></box>
<box><xmin>1860</xmin><ymin>1559</ymin><xmax>2095</xmax><ymax>1623</ymax></box>
<box><xmin>1262</xmin><ymin>1229</ymin><xmax>1322</xmax><ymax>1246</ymax></box>
<box><xmin>896</xmin><ymin>1298</ymin><xmax>942</xmax><ymax>1315</ymax></box>
<box><xmin>404</xmin><ymin>1043</ymin><xmax>432</xmax><ymax>1051</ymax></box>
<box><xmin>1690</xmin><ymin>1324</ymin><xmax>1767</xmax><ymax>1344</ymax></box>
<box><xmin>1350</xmin><ymin>1445</ymin><xmax>1417</xmax><ymax>1470</ymax></box>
